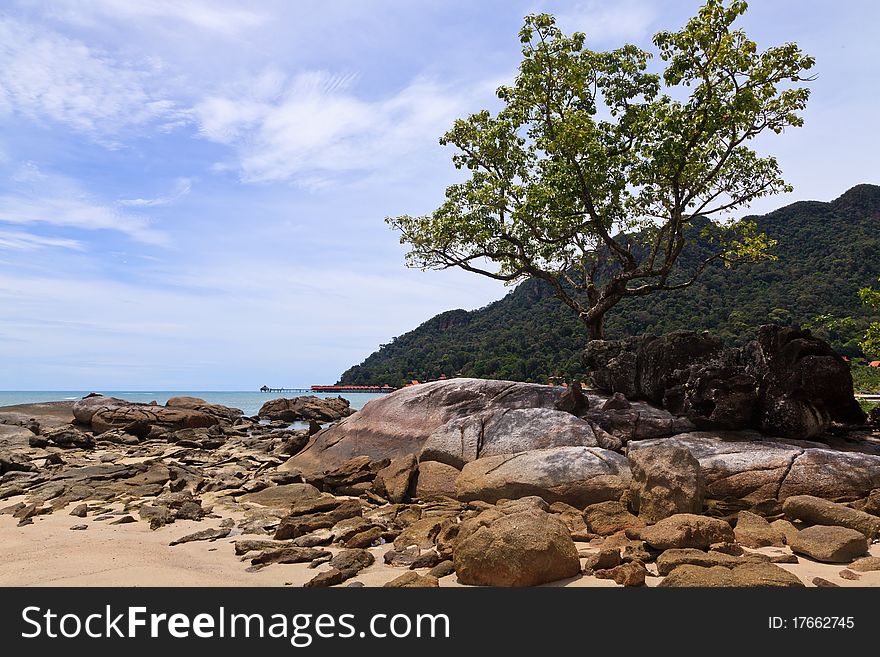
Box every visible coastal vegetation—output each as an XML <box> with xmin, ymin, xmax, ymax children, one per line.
<box><xmin>340</xmin><ymin>185</ymin><xmax>880</xmax><ymax>387</ymax></box>
<box><xmin>388</xmin><ymin>1</ymin><xmax>814</xmax><ymax>340</ymax></box>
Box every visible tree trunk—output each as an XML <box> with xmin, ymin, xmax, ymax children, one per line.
<box><xmin>585</xmin><ymin>314</ymin><xmax>605</xmax><ymax>341</ymax></box>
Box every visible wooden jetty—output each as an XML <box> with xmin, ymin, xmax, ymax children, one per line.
<box><xmin>260</xmin><ymin>385</ymin><xmax>397</xmax><ymax>394</ymax></box>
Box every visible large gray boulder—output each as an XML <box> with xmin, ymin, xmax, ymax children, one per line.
<box><xmin>258</xmin><ymin>396</ymin><xmax>352</xmax><ymax>423</ymax></box>
<box><xmin>453</xmin><ymin>509</ymin><xmax>581</xmax><ymax>587</ymax></box>
<box><xmin>454</xmin><ymin>446</ymin><xmax>631</xmax><ymax>507</ymax></box>
<box><xmin>282</xmin><ymin>379</ymin><xmax>565</xmax><ymax>477</ymax></box>
<box><xmin>632</xmin><ymin>431</ymin><xmax>880</xmax><ymax>503</ymax></box>
<box><xmin>420</xmin><ymin>407</ymin><xmax>597</xmax><ymax>469</ymax></box>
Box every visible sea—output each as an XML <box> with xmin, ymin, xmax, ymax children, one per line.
<box><xmin>0</xmin><ymin>391</ymin><xmax>383</xmax><ymax>417</ymax></box>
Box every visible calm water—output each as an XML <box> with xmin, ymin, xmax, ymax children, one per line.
<box><xmin>0</xmin><ymin>391</ymin><xmax>383</xmax><ymax>417</ymax></box>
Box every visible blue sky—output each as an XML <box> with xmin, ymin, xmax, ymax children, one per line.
<box><xmin>0</xmin><ymin>0</ymin><xmax>877</xmax><ymax>390</ymax></box>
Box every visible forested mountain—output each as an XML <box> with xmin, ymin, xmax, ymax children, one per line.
<box><xmin>339</xmin><ymin>185</ymin><xmax>880</xmax><ymax>387</ymax></box>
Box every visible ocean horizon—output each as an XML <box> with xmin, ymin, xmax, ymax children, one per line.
<box><xmin>0</xmin><ymin>390</ymin><xmax>383</xmax><ymax>417</ymax></box>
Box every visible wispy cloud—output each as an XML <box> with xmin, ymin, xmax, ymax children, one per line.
<box><xmin>0</xmin><ymin>16</ymin><xmax>176</xmax><ymax>137</ymax></box>
<box><xmin>0</xmin><ymin>165</ymin><xmax>167</xmax><ymax>245</ymax></box>
<box><xmin>40</xmin><ymin>0</ymin><xmax>267</xmax><ymax>37</ymax></box>
<box><xmin>193</xmin><ymin>71</ymin><xmax>470</xmax><ymax>184</ymax></box>
<box><xmin>0</xmin><ymin>230</ymin><xmax>83</xmax><ymax>251</ymax></box>
<box><xmin>119</xmin><ymin>178</ymin><xmax>192</xmax><ymax>207</ymax></box>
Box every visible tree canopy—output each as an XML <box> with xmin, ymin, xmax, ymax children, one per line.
<box><xmin>388</xmin><ymin>0</ymin><xmax>814</xmax><ymax>338</ymax></box>
<box><xmin>860</xmin><ymin>279</ymin><xmax>880</xmax><ymax>357</ymax></box>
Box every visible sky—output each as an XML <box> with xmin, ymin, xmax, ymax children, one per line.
<box><xmin>0</xmin><ymin>0</ymin><xmax>878</xmax><ymax>390</ymax></box>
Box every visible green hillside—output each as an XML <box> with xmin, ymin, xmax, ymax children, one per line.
<box><xmin>339</xmin><ymin>185</ymin><xmax>880</xmax><ymax>387</ymax></box>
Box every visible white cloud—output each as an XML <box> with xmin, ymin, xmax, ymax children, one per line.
<box><xmin>0</xmin><ymin>166</ymin><xmax>167</xmax><ymax>245</ymax></box>
<box><xmin>40</xmin><ymin>0</ymin><xmax>267</xmax><ymax>36</ymax></box>
<box><xmin>193</xmin><ymin>71</ymin><xmax>470</xmax><ymax>184</ymax></box>
<box><xmin>119</xmin><ymin>178</ymin><xmax>192</xmax><ymax>207</ymax></box>
<box><xmin>0</xmin><ymin>16</ymin><xmax>176</xmax><ymax>137</ymax></box>
<box><xmin>555</xmin><ymin>1</ymin><xmax>658</xmax><ymax>43</ymax></box>
<box><xmin>0</xmin><ymin>230</ymin><xmax>83</xmax><ymax>251</ymax></box>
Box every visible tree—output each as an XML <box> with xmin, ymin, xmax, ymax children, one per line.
<box><xmin>860</xmin><ymin>280</ymin><xmax>880</xmax><ymax>357</ymax></box>
<box><xmin>388</xmin><ymin>0</ymin><xmax>814</xmax><ymax>339</ymax></box>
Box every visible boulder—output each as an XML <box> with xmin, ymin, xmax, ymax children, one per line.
<box><xmin>632</xmin><ymin>432</ymin><xmax>880</xmax><ymax>503</ymax></box>
<box><xmin>419</xmin><ymin>408</ymin><xmax>597</xmax><ymax>469</ymax></box>
<box><xmin>734</xmin><ymin>510</ymin><xmax>785</xmax><ymax>548</ymax></box>
<box><xmin>281</xmin><ymin>379</ymin><xmax>566</xmax><ymax>478</ymax></box>
<box><xmin>658</xmin><ymin>563</ymin><xmax>804</xmax><ymax>587</ymax></box>
<box><xmin>453</xmin><ymin>510</ymin><xmax>581</xmax><ymax>587</ymax></box>
<box><xmin>849</xmin><ymin>556</ymin><xmax>880</xmax><ymax>572</ymax></box>
<box><xmin>413</xmin><ymin>461</ymin><xmax>460</xmax><ymax>499</ymax></box>
<box><xmin>455</xmin><ymin>446</ymin><xmax>631</xmax><ymax>507</ymax></box>
<box><xmin>594</xmin><ymin>561</ymin><xmax>647</xmax><ymax>587</ymax></box>
<box><xmin>584</xmin><ymin>326</ymin><xmax>865</xmax><ymax>439</ymax></box>
<box><xmin>656</xmin><ymin>548</ymin><xmax>771</xmax><ymax>575</ymax></box>
<box><xmin>627</xmin><ymin>444</ymin><xmax>703</xmax><ymax>522</ymax></box>
<box><xmin>583</xmin><ymin>400</ymin><xmax>696</xmax><ymax>443</ymax></box>
<box><xmin>258</xmin><ymin>396</ymin><xmax>352</xmax><ymax>423</ymax></box>
<box><xmin>787</xmin><ymin>525</ymin><xmax>869</xmax><ymax>563</ymax></box>
<box><xmin>782</xmin><ymin>495</ymin><xmax>880</xmax><ymax>539</ymax></box>
<box><xmin>582</xmin><ymin>501</ymin><xmax>645</xmax><ymax>536</ymax></box>
<box><xmin>383</xmin><ymin>572</ymin><xmax>439</xmax><ymax>588</ymax></box>
<box><xmin>372</xmin><ymin>455</ymin><xmax>418</xmax><ymax>503</ymax></box>
<box><xmin>35</xmin><ymin>426</ymin><xmax>94</xmax><ymax>449</ymax></box>
<box><xmin>74</xmin><ymin>395</ymin><xmax>239</xmax><ymax>434</ymax></box>
<box><xmin>640</xmin><ymin>514</ymin><xmax>735</xmax><ymax>550</ymax></box>
<box><xmin>393</xmin><ymin>517</ymin><xmax>443</xmax><ymax>550</ymax></box>
<box><xmin>239</xmin><ymin>483</ymin><xmax>322</xmax><ymax>509</ymax></box>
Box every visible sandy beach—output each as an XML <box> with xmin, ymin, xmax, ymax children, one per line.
<box><xmin>2</xmin><ymin>492</ymin><xmax>878</xmax><ymax>588</ymax></box>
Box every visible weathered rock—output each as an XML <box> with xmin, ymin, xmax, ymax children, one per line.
<box><xmin>640</xmin><ymin>514</ymin><xmax>734</xmax><ymax>550</ymax></box>
<box><xmin>239</xmin><ymin>483</ymin><xmax>322</xmax><ymax>509</ymax></box>
<box><xmin>864</xmin><ymin>489</ymin><xmax>880</xmax><ymax>516</ymax></box>
<box><xmin>582</xmin><ymin>501</ymin><xmax>645</xmax><ymax>536</ymax></box>
<box><xmin>329</xmin><ymin>548</ymin><xmax>375</xmax><ymax>573</ymax></box>
<box><xmin>383</xmin><ymin>572</ymin><xmax>439</xmax><ymax>588</ymax></box>
<box><xmin>594</xmin><ymin>561</ymin><xmax>647</xmax><ymax>587</ymax></box>
<box><xmin>839</xmin><ymin>568</ymin><xmax>860</xmax><ymax>580</ymax></box>
<box><xmin>344</xmin><ymin>527</ymin><xmax>384</xmax><ymax>548</ymax></box>
<box><xmin>659</xmin><ymin>563</ymin><xmax>804</xmax><ymax>587</ymax></box>
<box><xmin>455</xmin><ymin>446</ymin><xmax>631</xmax><ymax>508</ymax></box>
<box><xmin>251</xmin><ymin>547</ymin><xmax>331</xmax><ymax>566</ymax></box>
<box><xmin>633</xmin><ymin>432</ymin><xmax>880</xmax><ymax>503</ymax></box>
<box><xmin>582</xmin><ymin>548</ymin><xmax>622</xmax><ymax>573</ymax></box>
<box><xmin>372</xmin><ymin>455</ymin><xmax>418</xmax><ymax>503</ymax></box>
<box><xmin>234</xmin><ymin>540</ymin><xmax>290</xmax><ymax>556</ymax></box>
<box><xmin>656</xmin><ymin>548</ymin><xmax>770</xmax><ymax>575</ymax></box>
<box><xmin>312</xmin><ymin>456</ymin><xmax>388</xmax><ymax>494</ymax></box>
<box><xmin>413</xmin><ymin>461</ymin><xmax>460</xmax><ymax>499</ymax></box>
<box><xmin>394</xmin><ymin>517</ymin><xmax>443</xmax><ymax>550</ymax></box>
<box><xmin>583</xmin><ymin>402</ymin><xmax>696</xmax><ymax>443</ymax></box>
<box><xmin>282</xmin><ymin>378</ymin><xmax>566</xmax><ymax>477</ymax></box>
<box><xmin>812</xmin><ymin>577</ymin><xmax>839</xmax><ymax>587</ymax></box>
<box><xmin>849</xmin><ymin>556</ymin><xmax>880</xmax><ymax>572</ymax></box>
<box><xmin>428</xmin><ymin>560</ymin><xmax>456</xmax><ymax>579</ymax></box>
<box><xmin>787</xmin><ymin>525</ymin><xmax>868</xmax><ymax>563</ymax></box>
<box><xmin>453</xmin><ymin>510</ymin><xmax>580</xmax><ymax>587</ymax></box>
<box><xmin>74</xmin><ymin>395</ymin><xmax>239</xmax><ymax>435</ymax></box>
<box><xmin>258</xmin><ymin>396</ymin><xmax>352</xmax><ymax>423</ymax></box>
<box><xmin>169</xmin><ymin>527</ymin><xmax>231</xmax><ymax>546</ymax></box>
<box><xmin>627</xmin><ymin>444</ymin><xmax>703</xmax><ymax>522</ymax></box>
<box><xmin>39</xmin><ymin>426</ymin><xmax>95</xmax><ymax>449</ymax></box>
<box><xmin>384</xmin><ymin>546</ymin><xmax>421</xmax><ymax>567</ymax></box>
<box><xmin>304</xmin><ymin>568</ymin><xmax>347</xmax><ymax>588</ymax></box>
<box><xmin>783</xmin><ymin>495</ymin><xmax>880</xmax><ymax>539</ymax></box>
<box><xmin>420</xmin><ymin>408</ymin><xmax>597</xmax><ymax>469</ymax></box>
<box><xmin>734</xmin><ymin>511</ymin><xmax>785</xmax><ymax>548</ymax></box>
<box><xmin>274</xmin><ymin>499</ymin><xmax>363</xmax><ymax>540</ymax></box>
<box><xmin>555</xmin><ymin>383</ymin><xmax>588</xmax><ymax>415</ymax></box>
<box><xmin>69</xmin><ymin>503</ymin><xmax>89</xmax><ymax>517</ymax></box>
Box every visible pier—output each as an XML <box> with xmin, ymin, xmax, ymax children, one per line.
<box><xmin>260</xmin><ymin>385</ymin><xmax>398</xmax><ymax>394</ymax></box>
